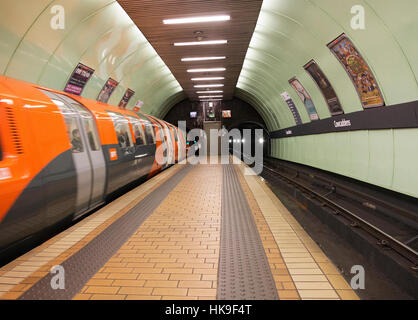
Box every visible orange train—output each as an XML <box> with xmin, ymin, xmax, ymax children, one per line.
<box><xmin>0</xmin><ymin>76</ymin><xmax>187</xmax><ymax>256</ymax></box>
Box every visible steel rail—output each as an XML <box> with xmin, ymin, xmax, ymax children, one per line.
<box><xmin>267</xmin><ymin>157</ymin><xmax>418</xmax><ymax>225</ymax></box>
<box><xmin>239</xmin><ymin>153</ymin><xmax>418</xmax><ymax>268</ymax></box>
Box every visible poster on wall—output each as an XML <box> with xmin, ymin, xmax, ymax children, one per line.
<box><xmin>133</xmin><ymin>100</ymin><xmax>144</xmax><ymax>112</ymax></box>
<box><xmin>289</xmin><ymin>77</ymin><xmax>319</xmax><ymax>121</ymax></box>
<box><xmin>97</xmin><ymin>78</ymin><xmax>118</xmax><ymax>103</ymax></box>
<box><xmin>64</xmin><ymin>63</ymin><xmax>94</xmax><ymax>95</ymax></box>
<box><xmin>280</xmin><ymin>92</ymin><xmax>302</xmax><ymax>125</ymax></box>
<box><xmin>222</xmin><ymin>110</ymin><xmax>232</xmax><ymax>118</ymax></box>
<box><xmin>118</xmin><ymin>88</ymin><xmax>135</xmax><ymax>109</ymax></box>
<box><xmin>328</xmin><ymin>34</ymin><xmax>384</xmax><ymax>108</ymax></box>
<box><xmin>190</xmin><ymin>112</ymin><xmax>197</xmax><ymax>119</ymax></box>
<box><xmin>304</xmin><ymin>60</ymin><xmax>344</xmax><ymax>116</ymax></box>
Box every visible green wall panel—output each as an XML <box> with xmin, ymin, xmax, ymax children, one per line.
<box><xmin>392</xmin><ymin>129</ymin><xmax>418</xmax><ymax>196</ymax></box>
<box><xmin>239</xmin><ymin>0</ymin><xmax>418</xmax><ymax>198</ymax></box>
<box><xmin>367</xmin><ymin>130</ymin><xmax>394</xmax><ymax>188</ymax></box>
<box><xmin>237</xmin><ymin>0</ymin><xmax>418</xmax><ymax>131</ymax></box>
<box><xmin>0</xmin><ymin>0</ymin><xmax>182</xmax><ymax>116</ymax></box>
<box><xmin>348</xmin><ymin>131</ymin><xmax>369</xmax><ymax>181</ymax></box>
<box><xmin>274</xmin><ymin>128</ymin><xmax>418</xmax><ymax>198</ymax></box>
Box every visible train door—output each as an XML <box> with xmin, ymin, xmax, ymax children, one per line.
<box><xmin>166</xmin><ymin>125</ymin><xmax>176</xmax><ymax>163</ymax></box>
<box><xmin>150</xmin><ymin>119</ymin><xmax>168</xmax><ymax>168</ymax></box>
<box><xmin>171</xmin><ymin>126</ymin><xmax>180</xmax><ymax>162</ymax></box>
<box><xmin>126</xmin><ymin>115</ymin><xmax>154</xmax><ymax>178</ymax></box>
<box><xmin>153</xmin><ymin>118</ymin><xmax>174</xmax><ymax>166</ymax></box>
<box><xmin>105</xmin><ymin>111</ymin><xmax>136</xmax><ymax>191</ymax></box>
<box><xmin>66</xmin><ymin>98</ymin><xmax>106</xmax><ymax>209</ymax></box>
<box><xmin>175</xmin><ymin>127</ymin><xmax>185</xmax><ymax>162</ymax></box>
<box><xmin>40</xmin><ymin>90</ymin><xmax>106</xmax><ymax>216</ymax></box>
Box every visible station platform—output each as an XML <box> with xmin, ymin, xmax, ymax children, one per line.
<box><xmin>0</xmin><ymin>157</ymin><xmax>359</xmax><ymax>300</ymax></box>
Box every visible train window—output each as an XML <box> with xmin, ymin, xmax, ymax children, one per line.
<box><xmin>45</xmin><ymin>94</ymin><xmax>84</xmax><ymax>153</ymax></box>
<box><xmin>144</xmin><ymin>124</ymin><xmax>156</xmax><ymax>144</ymax></box>
<box><xmin>57</xmin><ymin>102</ymin><xmax>84</xmax><ymax>153</ymax></box>
<box><xmin>157</xmin><ymin>125</ymin><xmax>168</xmax><ymax>159</ymax></box>
<box><xmin>107</xmin><ymin>111</ymin><xmax>133</xmax><ymax>149</ymax></box>
<box><xmin>39</xmin><ymin>89</ymin><xmax>101</xmax><ymax>152</ymax></box>
<box><xmin>127</xmin><ymin>116</ymin><xmax>146</xmax><ymax>146</ymax></box>
<box><xmin>82</xmin><ymin>117</ymin><xmax>100</xmax><ymax>151</ymax></box>
<box><xmin>54</xmin><ymin>94</ymin><xmax>101</xmax><ymax>152</ymax></box>
<box><xmin>72</xmin><ymin>106</ymin><xmax>100</xmax><ymax>151</ymax></box>
<box><xmin>137</xmin><ymin>115</ymin><xmax>156</xmax><ymax>145</ymax></box>
<box><xmin>172</xmin><ymin>127</ymin><xmax>178</xmax><ymax>142</ymax></box>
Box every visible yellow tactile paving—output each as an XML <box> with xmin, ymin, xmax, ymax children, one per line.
<box><xmin>234</xmin><ymin>157</ymin><xmax>359</xmax><ymax>300</ymax></box>
<box><xmin>76</xmin><ymin>163</ymin><xmax>222</xmax><ymax>300</ymax></box>
<box><xmin>0</xmin><ymin>164</ymin><xmax>184</xmax><ymax>299</ymax></box>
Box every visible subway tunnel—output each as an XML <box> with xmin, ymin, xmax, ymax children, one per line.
<box><xmin>0</xmin><ymin>0</ymin><xmax>417</xmax><ymax>305</ymax></box>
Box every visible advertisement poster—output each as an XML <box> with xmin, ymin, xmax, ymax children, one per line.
<box><xmin>304</xmin><ymin>60</ymin><xmax>344</xmax><ymax>116</ymax></box>
<box><xmin>97</xmin><ymin>78</ymin><xmax>118</xmax><ymax>103</ymax></box>
<box><xmin>328</xmin><ymin>34</ymin><xmax>384</xmax><ymax>108</ymax></box>
<box><xmin>280</xmin><ymin>92</ymin><xmax>302</xmax><ymax>125</ymax></box>
<box><xmin>64</xmin><ymin>63</ymin><xmax>94</xmax><ymax>95</ymax></box>
<box><xmin>119</xmin><ymin>88</ymin><xmax>135</xmax><ymax>109</ymax></box>
<box><xmin>222</xmin><ymin>110</ymin><xmax>232</xmax><ymax>118</ymax></box>
<box><xmin>133</xmin><ymin>100</ymin><xmax>144</xmax><ymax>112</ymax></box>
<box><xmin>289</xmin><ymin>77</ymin><xmax>319</xmax><ymax>121</ymax></box>
<box><xmin>190</xmin><ymin>112</ymin><xmax>197</xmax><ymax>118</ymax></box>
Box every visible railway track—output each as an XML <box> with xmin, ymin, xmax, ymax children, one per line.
<box><xmin>239</xmin><ymin>153</ymin><xmax>418</xmax><ymax>271</ymax></box>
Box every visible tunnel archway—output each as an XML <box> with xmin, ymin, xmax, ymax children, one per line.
<box><xmin>163</xmin><ymin>97</ymin><xmax>270</xmax><ymax>156</ymax></box>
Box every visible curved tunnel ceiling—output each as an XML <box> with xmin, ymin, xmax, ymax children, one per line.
<box><xmin>237</xmin><ymin>0</ymin><xmax>418</xmax><ymax>131</ymax></box>
<box><xmin>0</xmin><ymin>0</ymin><xmax>185</xmax><ymax>116</ymax></box>
<box><xmin>0</xmin><ymin>0</ymin><xmax>417</xmax><ymax>128</ymax></box>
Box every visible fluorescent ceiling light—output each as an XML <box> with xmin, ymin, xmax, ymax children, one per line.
<box><xmin>199</xmin><ymin>95</ymin><xmax>223</xmax><ymax>99</ymax></box>
<box><xmin>188</xmin><ymin>68</ymin><xmax>226</xmax><ymax>73</ymax></box>
<box><xmin>196</xmin><ymin>91</ymin><xmax>223</xmax><ymax>94</ymax></box>
<box><xmin>194</xmin><ymin>84</ymin><xmax>224</xmax><ymax>88</ymax></box>
<box><xmin>192</xmin><ymin>77</ymin><xmax>225</xmax><ymax>81</ymax></box>
<box><xmin>182</xmin><ymin>56</ymin><xmax>226</xmax><ymax>62</ymax></box>
<box><xmin>163</xmin><ymin>15</ymin><xmax>230</xmax><ymax>25</ymax></box>
<box><xmin>174</xmin><ymin>40</ymin><xmax>227</xmax><ymax>46</ymax></box>
<box><xmin>200</xmin><ymin>99</ymin><xmax>223</xmax><ymax>102</ymax></box>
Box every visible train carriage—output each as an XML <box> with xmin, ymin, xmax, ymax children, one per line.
<box><xmin>0</xmin><ymin>76</ymin><xmax>185</xmax><ymax>255</ymax></box>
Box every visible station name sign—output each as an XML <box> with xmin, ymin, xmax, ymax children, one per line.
<box><xmin>334</xmin><ymin>119</ymin><xmax>352</xmax><ymax>128</ymax></box>
<box><xmin>269</xmin><ymin>100</ymin><xmax>418</xmax><ymax>140</ymax></box>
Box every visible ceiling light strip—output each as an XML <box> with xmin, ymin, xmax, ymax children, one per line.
<box><xmin>194</xmin><ymin>84</ymin><xmax>224</xmax><ymax>88</ymax></box>
<box><xmin>182</xmin><ymin>56</ymin><xmax>226</xmax><ymax>62</ymax></box>
<box><xmin>192</xmin><ymin>77</ymin><xmax>225</xmax><ymax>81</ymax></box>
<box><xmin>199</xmin><ymin>95</ymin><xmax>223</xmax><ymax>99</ymax></box>
<box><xmin>196</xmin><ymin>91</ymin><xmax>223</xmax><ymax>94</ymax></box>
<box><xmin>174</xmin><ymin>40</ymin><xmax>227</xmax><ymax>46</ymax></box>
<box><xmin>187</xmin><ymin>68</ymin><xmax>226</xmax><ymax>73</ymax></box>
<box><xmin>163</xmin><ymin>15</ymin><xmax>230</xmax><ymax>25</ymax></box>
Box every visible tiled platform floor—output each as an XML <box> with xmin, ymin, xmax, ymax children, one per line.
<box><xmin>0</xmin><ymin>159</ymin><xmax>359</xmax><ymax>300</ymax></box>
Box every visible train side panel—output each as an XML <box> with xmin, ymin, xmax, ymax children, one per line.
<box><xmin>0</xmin><ymin>76</ymin><xmax>183</xmax><ymax>255</ymax></box>
<box><xmin>0</xmin><ymin>78</ymin><xmax>77</xmax><ymax>252</ymax></box>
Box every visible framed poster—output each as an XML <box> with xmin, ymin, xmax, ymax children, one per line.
<box><xmin>328</xmin><ymin>34</ymin><xmax>384</xmax><ymax>108</ymax></box>
<box><xmin>280</xmin><ymin>92</ymin><xmax>302</xmax><ymax>125</ymax></box>
<box><xmin>133</xmin><ymin>100</ymin><xmax>144</xmax><ymax>112</ymax></box>
<box><xmin>64</xmin><ymin>63</ymin><xmax>94</xmax><ymax>95</ymax></box>
<box><xmin>190</xmin><ymin>111</ymin><xmax>197</xmax><ymax>119</ymax></box>
<box><xmin>97</xmin><ymin>78</ymin><xmax>118</xmax><ymax>103</ymax></box>
<box><xmin>222</xmin><ymin>110</ymin><xmax>232</xmax><ymax>118</ymax></box>
<box><xmin>289</xmin><ymin>77</ymin><xmax>319</xmax><ymax>121</ymax></box>
<box><xmin>304</xmin><ymin>60</ymin><xmax>344</xmax><ymax>116</ymax></box>
<box><xmin>119</xmin><ymin>88</ymin><xmax>135</xmax><ymax>108</ymax></box>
